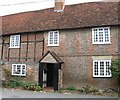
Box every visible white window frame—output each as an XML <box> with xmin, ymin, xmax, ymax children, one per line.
<box><xmin>93</xmin><ymin>60</ymin><xmax>112</xmax><ymax>77</ymax></box>
<box><xmin>10</xmin><ymin>35</ymin><xmax>20</xmax><ymax>48</ymax></box>
<box><xmin>48</xmin><ymin>31</ymin><xmax>59</xmax><ymax>46</ymax></box>
<box><xmin>92</xmin><ymin>27</ymin><xmax>111</xmax><ymax>44</ymax></box>
<box><xmin>12</xmin><ymin>64</ymin><xmax>26</xmax><ymax>76</ymax></box>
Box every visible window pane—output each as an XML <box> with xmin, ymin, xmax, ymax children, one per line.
<box><xmin>92</xmin><ymin>27</ymin><xmax>110</xmax><ymax>44</ymax></box>
<box><xmin>54</xmin><ymin>32</ymin><xmax>59</xmax><ymax>44</ymax></box>
<box><xmin>48</xmin><ymin>31</ymin><xmax>59</xmax><ymax>45</ymax></box>
<box><xmin>22</xmin><ymin>65</ymin><xmax>26</xmax><ymax>74</ymax></box>
<box><xmin>99</xmin><ymin>31</ymin><xmax>103</xmax><ymax>42</ymax></box>
<box><xmin>13</xmin><ymin>65</ymin><xmax>16</xmax><ymax>74</ymax></box>
<box><xmin>106</xmin><ymin>61</ymin><xmax>111</xmax><ymax>76</ymax></box>
<box><xmin>94</xmin><ymin>30</ymin><xmax>98</xmax><ymax>42</ymax></box>
<box><xmin>15</xmin><ymin>36</ymin><xmax>19</xmax><ymax>46</ymax></box>
<box><xmin>49</xmin><ymin>32</ymin><xmax>53</xmax><ymax>44</ymax></box>
<box><xmin>10</xmin><ymin>35</ymin><xmax>20</xmax><ymax>48</ymax></box>
<box><xmin>93</xmin><ymin>60</ymin><xmax>111</xmax><ymax>77</ymax></box>
<box><xmin>10</xmin><ymin>36</ymin><xmax>15</xmax><ymax>47</ymax></box>
<box><xmin>104</xmin><ymin>28</ymin><xmax>109</xmax><ymax>42</ymax></box>
<box><xmin>12</xmin><ymin>64</ymin><xmax>26</xmax><ymax>76</ymax></box>
<box><xmin>16</xmin><ymin>65</ymin><xmax>21</xmax><ymax>74</ymax></box>
<box><xmin>100</xmin><ymin>61</ymin><xmax>104</xmax><ymax>76</ymax></box>
<box><xmin>94</xmin><ymin>62</ymin><xmax>99</xmax><ymax>76</ymax></box>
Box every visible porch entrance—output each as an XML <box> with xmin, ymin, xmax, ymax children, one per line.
<box><xmin>39</xmin><ymin>51</ymin><xmax>64</xmax><ymax>91</ymax></box>
<box><xmin>43</xmin><ymin>63</ymin><xmax>54</xmax><ymax>87</ymax></box>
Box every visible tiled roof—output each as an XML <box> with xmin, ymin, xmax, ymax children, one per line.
<box><xmin>2</xmin><ymin>2</ymin><xmax>119</xmax><ymax>35</ymax></box>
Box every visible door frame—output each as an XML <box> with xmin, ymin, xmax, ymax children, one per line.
<box><xmin>39</xmin><ymin>63</ymin><xmax>61</xmax><ymax>91</ymax></box>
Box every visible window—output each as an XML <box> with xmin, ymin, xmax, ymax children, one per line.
<box><xmin>12</xmin><ymin>64</ymin><xmax>26</xmax><ymax>76</ymax></box>
<box><xmin>93</xmin><ymin>60</ymin><xmax>111</xmax><ymax>77</ymax></box>
<box><xmin>92</xmin><ymin>27</ymin><xmax>111</xmax><ymax>44</ymax></box>
<box><xmin>48</xmin><ymin>31</ymin><xmax>59</xmax><ymax>46</ymax></box>
<box><xmin>10</xmin><ymin>35</ymin><xmax>20</xmax><ymax>48</ymax></box>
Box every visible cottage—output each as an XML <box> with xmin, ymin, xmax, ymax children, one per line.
<box><xmin>1</xmin><ymin>2</ymin><xmax>120</xmax><ymax>91</ymax></box>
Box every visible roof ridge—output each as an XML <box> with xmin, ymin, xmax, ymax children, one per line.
<box><xmin>3</xmin><ymin>2</ymin><xmax>117</xmax><ymax>17</ymax></box>
<box><xmin>2</xmin><ymin>2</ymin><xmax>119</xmax><ymax>34</ymax></box>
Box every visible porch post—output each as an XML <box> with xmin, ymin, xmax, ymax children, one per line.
<box><xmin>39</xmin><ymin>63</ymin><xmax>43</xmax><ymax>88</ymax></box>
<box><xmin>53</xmin><ymin>63</ymin><xmax>59</xmax><ymax>91</ymax></box>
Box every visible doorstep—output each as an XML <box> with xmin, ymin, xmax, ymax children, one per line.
<box><xmin>43</xmin><ymin>87</ymin><xmax>54</xmax><ymax>92</ymax></box>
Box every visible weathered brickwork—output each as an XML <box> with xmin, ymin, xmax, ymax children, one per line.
<box><xmin>44</xmin><ymin>26</ymin><xmax>119</xmax><ymax>89</ymax></box>
<box><xmin>1</xmin><ymin>26</ymin><xmax>119</xmax><ymax>90</ymax></box>
<box><xmin>44</xmin><ymin>27</ymin><xmax>119</xmax><ymax>57</ymax></box>
<box><xmin>2</xmin><ymin>62</ymin><xmax>39</xmax><ymax>83</ymax></box>
<box><xmin>1</xmin><ymin>32</ymin><xmax>43</xmax><ymax>83</ymax></box>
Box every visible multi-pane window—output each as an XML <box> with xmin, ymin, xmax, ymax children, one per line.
<box><xmin>12</xmin><ymin>64</ymin><xmax>26</xmax><ymax>76</ymax></box>
<box><xmin>10</xmin><ymin>35</ymin><xmax>20</xmax><ymax>48</ymax></box>
<box><xmin>92</xmin><ymin>27</ymin><xmax>111</xmax><ymax>44</ymax></box>
<box><xmin>48</xmin><ymin>31</ymin><xmax>59</xmax><ymax>46</ymax></box>
<box><xmin>93</xmin><ymin>60</ymin><xmax>111</xmax><ymax>77</ymax></box>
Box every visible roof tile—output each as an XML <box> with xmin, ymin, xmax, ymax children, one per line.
<box><xmin>2</xmin><ymin>2</ymin><xmax>119</xmax><ymax>35</ymax></box>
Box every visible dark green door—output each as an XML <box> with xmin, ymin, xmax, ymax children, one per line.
<box><xmin>47</xmin><ymin>63</ymin><xmax>54</xmax><ymax>87</ymax></box>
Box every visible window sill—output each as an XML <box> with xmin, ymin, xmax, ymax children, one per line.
<box><xmin>12</xmin><ymin>74</ymin><xmax>26</xmax><ymax>77</ymax></box>
<box><xmin>9</xmin><ymin>47</ymin><xmax>20</xmax><ymax>49</ymax></box>
<box><xmin>47</xmin><ymin>45</ymin><xmax>59</xmax><ymax>47</ymax></box>
<box><xmin>92</xmin><ymin>42</ymin><xmax>111</xmax><ymax>45</ymax></box>
<box><xmin>93</xmin><ymin>76</ymin><xmax>112</xmax><ymax>78</ymax></box>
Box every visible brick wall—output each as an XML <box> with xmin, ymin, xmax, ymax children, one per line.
<box><xmin>1</xmin><ymin>26</ymin><xmax>119</xmax><ymax>90</ymax></box>
<box><xmin>1</xmin><ymin>32</ymin><xmax>43</xmax><ymax>83</ymax></box>
<box><xmin>2</xmin><ymin>63</ymin><xmax>39</xmax><ymax>83</ymax></box>
<box><xmin>44</xmin><ymin>26</ymin><xmax>119</xmax><ymax>89</ymax></box>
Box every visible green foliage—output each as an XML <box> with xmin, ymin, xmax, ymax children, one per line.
<box><xmin>78</xmin><ymin>85</ymin><xmax>98</xmax><ymax>94</ymax></box>
<box><xmin>111</xmin><ymin>59</ymin><xmax>120</xmax><ymax>97</ymax></box>
<box><xmin>111</xmin><ymin>59</ymin><xmax>120</xmax><ymax>78</ymax></box>
<box><xmin>77</xmin><ymin>88</ymin><xmax>85</xmax><ymax>92</ymax></box>
<box><xmin>83</xmin><ymin>85</ymin><xmax>90</xmax><ymax>94</ymax></box>
<box><xmin>65</xmin><ymin>86</ymin><xmax>76</xmax><ymax>91</ymax></box>
<box><xmin>89</xmin><ymin>87</ymin><xmax>98</xmax><ymax>92</ymax></box>
<box><xmin>23</xmin><ymin>82</ymin><xmax>42</xmax><ymax>91</ymax></box>
<box><xmin>2</xmin><ymin>79</ymin><xmax>42</xmax><ymax>91</ymax></box>
<box><xmin>7</xmin><ymin>79</ymin><xmax>24</xmax><ymax>88</ymax></box>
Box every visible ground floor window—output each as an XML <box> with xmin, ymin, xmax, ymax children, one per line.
<box><xmin>93</xmin><ymin>60</ymin><xmax>111</xmax><ymax>77</ymax></box>
<box><xmin>12</xmin><ymin>64</ymin><xmax>26</xmax><ymax>76</ymax></box>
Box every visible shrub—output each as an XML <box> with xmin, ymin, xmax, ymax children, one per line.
<box><xmin>78</xmin><ymin>85</ymin><xmax>98</xmax><ymax>94</ymax></box>
<box><xmin>111</xmin><ymin>59</ymin><xmax>120</xmax><ymax>97</ymax></box>
<box><xmin>23</xmin><ymin>82</ymin><xmax>42</xmax><ymax>91</ymax></box>
<box><xmin>77</xmin><ymin>88</ymin><xmax>85</xmax><ymax>92</ymax></box>
<box><xmin>2</xmin><ymin>79</ymin><xmax>42</xmax><ymax>91</ymax></box>
<box><xmin>7</xmin><ymin>79</ymin><xmax>24</xmax><ymax>88</ymax></box>
<box><xmin>89</xmin><ymin>87</ymin><xmax>98</xmax><ymax>92</ymax></box>
<box><xmin>66</xmin><ymin>86</ymin><xmax>76</xmax><ymax>91</ymax></box>
<box><xmin>83</xmin><ymin>85</ymin><xmax>90</xmax><ymax>94</ymax></box>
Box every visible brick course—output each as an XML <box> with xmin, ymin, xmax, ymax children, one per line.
<box><xmin>2</xmin><ymin>63</ymin><xmax>39</xmax><ymax>83</ymax></box>
<box><xmin>44</xmin><ymin>26</ymin><xmax>119</xmax><ymax>89</ymax></box>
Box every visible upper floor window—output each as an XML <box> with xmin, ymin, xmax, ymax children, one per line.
<box><xmin>93</xmin><ymin>60</ymin><xmax>111</xmax><ymax>77</ymax></box>
<box><xmin>12</xmin><ymin>64</ymin><xmax>26</xmax><ymax>76</ymax></box>
<box><xmin>48</xmin><ymin>31</ymin><xmax>59</xmax><ymax>46</ymax></box>
<box><xmin>10</xmin><ymin>35</ymin><xmax>20</xmax><ymax>48</ymax></box>
<box><xmin>92</xmin><ymin>27</ymin><xmax>111</xmax><ymax>44</ymax></box>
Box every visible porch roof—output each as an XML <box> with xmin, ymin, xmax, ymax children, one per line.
<box><xmin>39</xmin><ymin>51</ymin><xmax>64</xmax><ymax>64</ymax></box>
